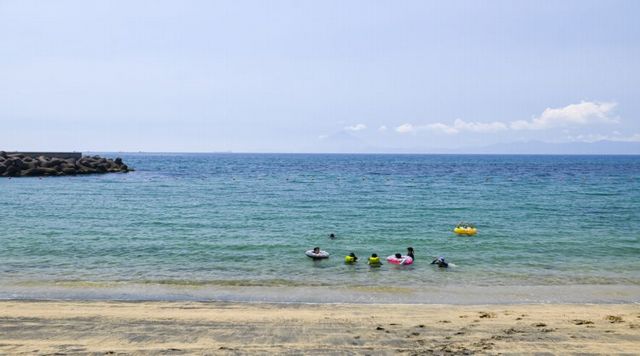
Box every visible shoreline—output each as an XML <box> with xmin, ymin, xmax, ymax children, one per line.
<box><xmin>2</xmin><ymin>283</ymin><xmax>639</xmax><ymax>305</ymax></box>
<box><xmin>1</xmin><ymin>300</ymin><xmax>638</xmax><ymax>354</ymax></box>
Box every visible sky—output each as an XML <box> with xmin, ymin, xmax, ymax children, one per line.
<box><xmin>1</xmin><ymin>0</ymin><xmax>639</xmax><ymax>153</ymax></box>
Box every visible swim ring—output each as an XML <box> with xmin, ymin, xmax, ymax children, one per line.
<box><xmin>454</xmin><ymin>222</ymin><xmax>477</xmax><ymax>235</ymax></box>
<box><xmin>386</xmin><ymin>255</ymin><xmax>413</xmax><ymax>265</ymax></box>
<box><xmin>305</xmin><ymin>250</ymin><xmax>330</xmax><ymax>259</ymax></box>
<box><xmin>453</xmin><ymin>226</ymin><xmax>477</xmax><ymax>235</ymax></box>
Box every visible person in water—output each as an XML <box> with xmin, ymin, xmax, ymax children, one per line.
<box><xmin>389</xmin><ymin>253</ymin><xmax>411</xmax><ymax>265</ymax></box>
<box><xmin>368</xmin><ymin>253</ymin><xmax>382</xmax><ymax>266</ymax></box>
<box><xmin>329</xmin><ymin>233</ymin><xmax>336</xmax><ymax>240</ymax></box>
<box><xmin>345</xmin><ymin>252</ymin><xmax>358</xmax><ymax>264</ymax></box>
<box><xmin>407</xmin><ymin>247</ymin><xmax>415</xmax><ymax>260</ymax></box>
<box><xmin>431</xmin><ymin>256</ymin><xmax>448</xmax><ymax>268</ymax></box>
<box><xmin>307</xmin><ymin>247</ymin><xmax>328</xmax><ymax>260</ymax></box>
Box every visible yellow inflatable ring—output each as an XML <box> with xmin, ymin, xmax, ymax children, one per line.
<box><xmin>454</xmin><ymin>226</ymin><xmax>477</xmax><ymax>235</ymax></box>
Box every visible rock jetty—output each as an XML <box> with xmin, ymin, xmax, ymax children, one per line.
<box><xmin>0</xmin><ymin>152</ymin><xmax>132</xmax><ymax>177</ymax></box>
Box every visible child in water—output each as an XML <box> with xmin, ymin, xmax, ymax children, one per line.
<box><xmin>344</xmin><ymin>252</ymin><xmax>358</xmax><ymax>264</ymax></box>
<box><xmin>407</xmin><ymin>247</ymin><xmax>415</xmax><ymax>260</ymax></box>
<box><xmin>368</xmin><ymin>253</ymin><xmax>382</xmax><ymax>267</ymax></box>
<box><xmin>431</xmin><ymin>256</ymin><xmax>449</xmax><ymax>268</ymax></box>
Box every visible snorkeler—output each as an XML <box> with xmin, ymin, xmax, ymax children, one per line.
<box><xmin>345</xmin><ymin>252</ymin><xmax>358</xmax><ymax>264</ymax></box>
<box><xmin>431</xmin><ymin>256</ymin><xmax>449</xmax><ymax>268</ymax></box>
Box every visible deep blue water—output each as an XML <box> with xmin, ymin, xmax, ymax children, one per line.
<box><xmin>1</xmin><ymin>154</ymin><xmax>639</xmax><ymax>303</ymax></box>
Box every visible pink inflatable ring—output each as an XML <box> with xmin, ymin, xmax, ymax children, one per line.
<box><xmin>386</xmin><ymin>255</ymin><xmax>413</xmax><ymax>265</ymax></box>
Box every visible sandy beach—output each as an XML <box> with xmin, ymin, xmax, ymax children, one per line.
<box><xmin>0</xmin><ymin>301</ymin><xmax>638</xmax><ymax>355</ymax></box>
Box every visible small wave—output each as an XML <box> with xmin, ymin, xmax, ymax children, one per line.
<box><xmin>13</xmin><ymin>279</ymin><xmax>335</xmax><ymax>288</ymax></box>
<box><xmin>135</xmin><ymin>279</ymin><xmax>333</xmax><ymax>288</ymax></box>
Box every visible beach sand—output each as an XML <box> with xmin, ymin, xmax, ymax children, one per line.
<box><xmin>0</xmin><ymin>301</ymin><xmax>638</xmax><ymax>354</ymax></box>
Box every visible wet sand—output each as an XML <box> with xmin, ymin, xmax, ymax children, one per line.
<box><xmin>0</xmin><ymin>301</ymin><xmax>638</xmax><ymax>354</ymax></box>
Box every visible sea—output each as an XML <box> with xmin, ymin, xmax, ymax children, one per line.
<box><xmin>1</xmin><ymin>154</ymin><xmax>639</xmax><ymax>304</ymax></box>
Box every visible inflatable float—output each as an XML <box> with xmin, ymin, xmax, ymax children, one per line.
<box><xmin>386</xmin><ymin>255</ymin><xmax>413</xmax><ymax>265</ymax></box>
<box><xmin>454</xmin><ymin>223</ymin><xmax>477</xmax><ymax>235</ymax></box>
<box><xmin>305</xmin><ymin>249</ymin><xmax>330</xmax><ymax>259</ymax></box>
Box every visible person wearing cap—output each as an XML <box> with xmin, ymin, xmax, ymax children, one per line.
<box><xmin>431</xmin><ymin>256</ymin><xmax>448</xmax><ymax>268</ymax></box>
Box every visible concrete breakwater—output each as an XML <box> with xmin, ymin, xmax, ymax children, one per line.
<box><xmin>0</xmin><ymin>151</ymin><xmax>132</xmax><ymax>177</ymax></box>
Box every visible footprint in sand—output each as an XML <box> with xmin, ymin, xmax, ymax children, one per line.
<box><xmin>605</xmin><ymin>315</ymin><xmax>624</xmax><ymax>323</ymax></box>
<box><xmin>479</xmin><ymin>312</ymin><xmax>496</xmax><ymax>319</ymax></box>
<box><xmin>503</xmin><ymin>328</ymin><xmax>526</xmax><ymax>335</ymax></box>
<box><xmin>571</xmin><ymin>319</ymin><xmax>594</xmax><ymax>325</ymax></box>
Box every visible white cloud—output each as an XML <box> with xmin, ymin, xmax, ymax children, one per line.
<box><xmin>344</xmin><ymin>123</ymin><xmax>367</xmax><ymax>132</ymax></box>
<box><xmin>378</xmin><ymin>125</ymin><xmax>388</xmax><ymax>132</ymax></box>
<box><xmin>317</xmin><ymin>135</ymin><xmax>328</xmax><ymax>140</ymax></box>
<box><xmin>397</xmin><ymin>119</ymin><xmax>507</xmax><ymax>135</ymax></box>
<box><xmin>510</xmin><ymin>101</ymin><xmax>617</xmax><ymax>130</ymax></box>
<box><xmin>619</xmin><ymin>134</ymin><xmax>640</xmax><ymax>142</ymax></box>
<box><xmin>394</xmin><ymin>101</ymin><xmax>619</xmax><ymax>136</ymax></box>
<box><xmin>424</xmin><ymin>122</ymin><xmax>459</xmax><ymax>134</ymax></box>
<box><xmin>429</xmin><ymin>119</ymin><xmax>508</xmax><ymax>134</ymax></box>
<box><xmin>395</xmin><ymin>123</ymin><xmax>415</xmax><ymax>133</ymax></box>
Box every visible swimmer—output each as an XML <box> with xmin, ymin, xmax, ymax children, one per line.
<box><xmin>368</xmin><ymin>253</ymin><xmax>382</xmax><ymax>267</ymax></box>
<box><xmin>306</xmin><ymin>247</ymin><xmax>330</xmax><ymax>260</ymax></box>
<box><xmin>431</xmin><ymin>256</ymin><xmax>449</xmax><ymax>268</ymax></box>
<box><xmin>385</xmin><ymin>253</ymin><xmax>414</xmax><ymax>265</ymax></box>
<box><xmin>407</xmin><ymin>247</ymin><xmax>415</xmax><ymax>260</ymax></box>
<box><xmin>345</xmin><ymin>252</ymin><xmax>358</xmax><ymax>264</ymax></box>
<box><xmin>329</xmin><ymin>233</ymin><xmax>336</xmax><ymax>240</ymax></box>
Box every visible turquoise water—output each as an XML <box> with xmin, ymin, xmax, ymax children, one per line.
<box><xmin>1</xmin><ymin>154</ymin><xmax>639</xmax><ymax>303</ymax></box>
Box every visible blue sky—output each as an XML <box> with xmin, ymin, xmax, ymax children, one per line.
<box><xmin>1</xmin><ymin>0</ymin><xmax>639</xmax><ymax>152</ymax></box>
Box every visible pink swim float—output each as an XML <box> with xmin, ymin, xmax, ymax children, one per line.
<box><xmin>386</xmin><ymin>255</ymin><xmax>413</xmax><ymax>265</ymax></box>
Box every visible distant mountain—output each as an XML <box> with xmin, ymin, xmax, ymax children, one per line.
<box><xmin>460</xmin><ymin>140</ymin><xmax>640</xmax><ymax>155</ymax></box>
<box><xmin>314</xmin><ymin>131</ymin><xmax>370</xmax><ymax>153</ymax></box>
<box><xmin>309</xmin><ymin>139</ymin><xmax>640</xmax><ymax>155</ymax></box>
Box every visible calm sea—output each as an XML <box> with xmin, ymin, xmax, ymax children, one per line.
<box><xmin>1</xmin><ymin>154</ymin><xmax>639</xmax><ymax>303</ymax></box>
